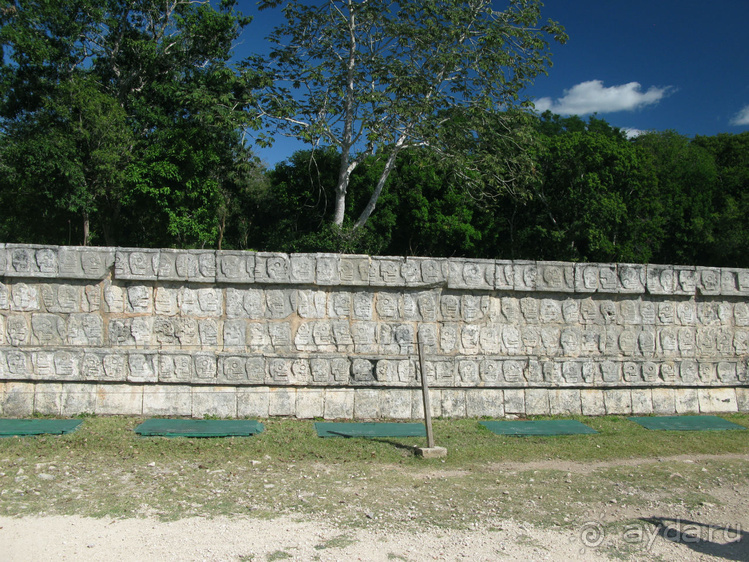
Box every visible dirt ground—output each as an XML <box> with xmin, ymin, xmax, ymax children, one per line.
<box><xmin>2</xmin><ymin>454</ymin><xmax>747</xmax><ymax>561</ymax></box>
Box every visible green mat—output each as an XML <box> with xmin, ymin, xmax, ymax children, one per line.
<box><xmin>480</xmin><ymin>420</ymin><xmax>597</xmax><ymax>436</ymax></box>
<box><xmin>628</xmin><ymin>415</ymin><xmax>746</xmax><ymax>431</ymax></box>
<box><xmin>0</xmin><ymin>418</ymin><xmax>83</xmax><ymax>436</ymax></box>
<box><xmin>134</xmin><ymin>419</ymin><xmax>264</xmax><ymax>437</ymax></box>
<box><xmin>315</xmin><ymin>422</ymin><xmax>426</xmax><ymax>438</ymax></box>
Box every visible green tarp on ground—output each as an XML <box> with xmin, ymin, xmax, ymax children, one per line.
<box><xmin>480</xmin><ymin>420</ymin><xmax>598</xmax><ymax>436</ymax></box>
<box><xmin>134</xmin><ymin>419</ymin><xmax>264</xmax><ymax>437</ymax></box>
<box><xmin>315</xmin><ymin>422</ymin><xmax>427</xmax><ymax>438</ymax></box>
<box><xmin>628</xmin><ymin>415</ymin><xmax>746</xmax><ymax>431</ymax></box>
<box><xmin>0</xmin><ymin>418</ymin><xmax>83</xmax><ymax>436</ymax></box>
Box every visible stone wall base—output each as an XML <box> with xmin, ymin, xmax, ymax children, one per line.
<box><xmin>1</xmin><ymin>382</ymin><xmax>746</xmax><ymax>419</ymax></box>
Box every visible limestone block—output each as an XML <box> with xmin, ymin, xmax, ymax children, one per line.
<box><xmin>536</xmin><ymin>261</ymin><xmax>575</xmax><ymax>292</ymax></box>
<box><xmin>580</xmin><ymin>389</ymin><xmax>606</xmax><ymax>416</ymax></box>
<box><xmin>296</xmin><ymin>388</ymin><xmax>325</xmax><ymax>419</ymax></box>
<box><xmin>448</xmin><ymin>259</ymin><xmax>495</xmax><ymax>290</ymax></box>
<box><xmin>738</xmin><ymin>269</ymin><xmax>749</xmax><ymax>295</ymax></box>
<box><xmin>575</xmin><ymin>263</ymin><xmax>601</xmax><ymax>293</ymax></box>
<box><xmin>411</xmin><ymin>388</ymin><xmax>441</xmax><ymax>418</ymax></box>
<box><xmin>216</xmin><ymin>251</ymin><xmax>255</xmax><ymax>283</ymax></box>
<box><xmin>494</xmin><ymin>260</ymin><xmax>514</xmax><ymax>290</ymax></box>
<box><xmin>254</xmin><ymin>252</ymin><xmax>290</xmax><ymax>283</ymax></box>
<box><xmin>143</xmin><ymin>385</ymin><xmax>192</xmax><ymax>417</ymax></box>
<box><xmin>31</xmin><ymin>314</ymin><xmax>66</xmax><ymax>346</ymax></box>
<box><xmin>34</xmin><ymin>383</ymin><xmax>63</xmax><ymax>415</ymax></box>
<box><xmin>652</xmin><ymin>388</ymin><xmax>677</xmax><ymax>415</ymax></box>
<box><xmin>2</xmin><ymin>382</ymin><xmax>34</xmax><ymax>416</ymax></box>
<box><xmin>269</xmin><ymin>387</ymin><xmax>297</xmax><ymax>416</ymax></box>
<box><xmin>56</xmin><ymin>246</ymin><xmax>115</xmax><ymax>280</ymax></box>
<box><xmin>62</xmin><ymin>383</ymin><xmax>97</xmax><ymax>416</ymax></box>
<box><xmin>68</xmin><ymin>314</ymin><xmax>104</xmax><ymax>346</ymax></box>
<box><xmin>550</xmin><ymin>389</ymin><xmax>582</xmax><ymax>415</ymax></box>
<box><xmin>114</xmin><ymin>248</ymin><xmax>159</xmax><ymax>280</ymax></box>
<box><xmin>315</xmin><ymin>253</ymin><xmax>341</xmax><ymax>286</ymax></box>
<box><xmin>127</xmin><ymin>352</ymin><xmax>158</xmax><ymax>383</ymax></box>
<box><xmin>719</xmin><ymin>268</ymin><xmax>742</xmax><ymax>296</ymax></box>
<box><xmin>297</xmin><ymin>290</ymin><xmax>328</xmax><ymax>319</ymax></box>
<box><xmin>371</xmin><ymin>256</ymin><xmax>406</xmax><ymax>287</ymax></box>
<box><xmin>4</xmin><ymin>245</ymin><xmax>56</xmax><ymax>278</ymax></box>
<box><xmin>631</xmin><ymin>389</ymin><xmax>653</xmax><ymax>415</ymax></box>
<box><xmin>696</xmin><ymin>267</ymin><xmax>721</xmax><ymax>296</ymax></box>
<box><xmin>0</xmin><ymin>243</ymin><xmax>6</xmax><ymax>277</ymax></box>
<box><xmin>10</xmin><ymin>283</ymin><xmax>40</xmax><ymax>312</ymax></box>
<box><xmin>735</xmin><ymin>387</ymin><xmax>749</xmax><ymax>412</ymax></box>
<box><xmin>289</xmin><ymin>254</ymin><xmax>316</xmax><ymax>284</ymax></box>
<box><xmin>237</xmin><ymin>387</ymin><xmax>270</xmax><ymax>418</ymax></box>
<box><xmin>524</xmin><ymin>389</ymin><xmax>550</xmax><ymax>415</ymax></box>
<box><xmin>379</xmin><ymin>389</ymin><xmax>412</xmax><ymax>419</ymax></box>
<box><xmin>466</xmin><ymin>389</ymin><xmax>504</xmax><ymax>418</ymax></box>
<box><xmin>0</xmin><ymin>282</ymin><xmax>8</xmax><ymax>311</ymax></box>
<box><xmin>192</xmin><ymin>386</ymin><xmax>237</xmax><ymax>418</ymax></box>
<box><xmin>158</xmin><ymin>250</ymin><xmax>216</xmax><ymax>283</ymax></box>
<box><xmin>603</xmin><ymin>389</ymin><xmax>632</xmax><ymax>415</ymax></box>
<box><xmin>674</xmin><ymin>388</ymin><xmax>700</xmax><ymax>413</ymax></box>
<box><xmin>698</xmin><ymin>388</ymin><xmax>738</xmax><ymax>413</ymax></box>
<box><xmin>95</xmin><ymin>384</ymin><xmax>143</xmax><ymax>415</ymax></box>
<box><xmin>354</xmin><ymin>388</ymin><xmax>381</xmax><ymax>419</ymax></box>
<box><xmin>616</xmin><ymin>264</ymin><xmax>646</xmax><ymax>294</ymax></box>
<box><xmin>338</xmin><ymin>255</ymin><xmax>370</xmax><ymax>286</ymax></box>
<box><xmin>503</xmin><ymin>388</ymin><xmax>525</xmax><ymax>415</ymax></box>
<box><xmin>512</xmin><ymin>260</ymin><xmax>536</xmax><ymax>292</ymax></box>
<box><xmin>674</xmin><ymin>266</ymin><xmax>697</xmax><ymax>295</ymax></box>
<box><xmin>323</xmin><ymin>388</ymin><xmax>354</xmax><ymax>419</ymax></box>
<box><xmin>646</xmin><ymin>265</ymin><xmax>675</xmax><ymax>295</ymax></box>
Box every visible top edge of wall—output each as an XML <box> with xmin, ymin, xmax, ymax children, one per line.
<box><xmin>0</xmin><ymin>243</ymin><xmax>746</xmax><ymax>297</ymax></box>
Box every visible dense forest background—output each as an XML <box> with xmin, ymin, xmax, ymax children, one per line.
<box><xmin>1</xmin><ymin>1</ymin><xmax>748</xmax><ymax>267</ymax></box>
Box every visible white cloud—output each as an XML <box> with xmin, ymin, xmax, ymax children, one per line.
<box><xmin>535</xmin><ymin>80</ymin><xmax>672</xmax><ymax>116</ymax></box>
<box><xmin>730</xmin><ymin>105</ymin><xmax>749</xmax><ymax>126</ymax></box>
<box><xmin>623</xmin><ymin>128</ymin><xmax>647</xmax><ymax>139</ymax></box>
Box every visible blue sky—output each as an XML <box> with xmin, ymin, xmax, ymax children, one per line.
<box><xmin>234</xmin><ymin>1</ymin><xmax>749</xmax><ymax>165</ymax></box>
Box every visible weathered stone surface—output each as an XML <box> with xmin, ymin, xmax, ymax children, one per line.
<box><xmin>580</xmin><ymin>389</ymin><xmax>606</xmax><ymax>416</ymax></box>
<box><xmin>652</xmin><ymin>388</ymin><xmax>677</xmax><ymax>415</ymax></box>
<box><xmin>674</xmin><ymin>388</ymin><xmax>700</xmax><ymax>413</ymax></box>
<box><xmin>2</xmin><ymin>382</ymin><xmax>34</xmax><ymax>416</ymax></box>
<box><xmin>698</xmin><ymin>388</ymin><xmax>738</xmax><ymax>413</ymax></box>
<box><xmin>95</xmin><ymin>384</ymin><xmax>143</xmax><ymax>415</ymax></box>
<box><xmin>1</xmin><ymin>244</ymin><xmax>748</xmax><ymax>418</ymax></box>
<box><xmin>549</xmin><ymin>389</ymin><xmax>582</xmax><ymax>415</ymax></box>
<box><xmin>193</xmin><ymin>386</ymin><xmax>236</xmax><ymax>418</ymax></box>
<box><xmin>324</xmin><ymin>388</ymin><xmax>354</xmax><ymax>419</ymax></box>
<box><xmin>503</xmin><ymin>389</ymin><xmax>525</xmax><ymax>415</ymax></box>
<box><xmin>603</xmin><ymin>389</ymin><xmax>632</xmax><ymax>415</ymax></box>
<box><xmin>34</xmin><ymin>383</ymin><xmax>63</xmax><ymax>415</ymax></box>
<box><xmin>631</xmin><ymin>389</ymin><xmax>653</xmax><ymax>415</ymax></box>
<box><xmin>237</xmin><ymin>387</ymin><xmax>270</xmax><ymax>418</ymax></box>
<box><xmin>466</xmin><ymin>389</ymin><xmax>504</xmax><ymax>418</ymax></box>
<box><xmin>354</xmin><ymin>389</ymin><xmax>381</xmax><ymax>419</ymax></box>
<box><xmin>296</xmin><ymin>388</ymin><xmax>325</xmax><ymax>419</ymax></box>
<box><xmin>379</xmin><ymin>389</ymin><xmax>411</xmax><ymax>419</ymax></box>
<box><xmin>524</xmin><ymin>389</ymin><xmax>550</xmax><ymax>415</ymax></box>
<box><xmin>143</xmin><ymin>385</ymin><xmax>192</xmax><ymax>417</ymax></box>
<box><xmin>61</xmin><ymin>383</ymin><xmax>97</xmax><ymax>416</ymax></box>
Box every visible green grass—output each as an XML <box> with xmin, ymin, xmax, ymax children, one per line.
<box><xmin>0</xmin><ymin>414</ymin><xmax>747</xmax><ymax>532</ymax></box>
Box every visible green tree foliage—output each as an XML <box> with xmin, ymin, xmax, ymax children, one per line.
<box><xmin>254</xmin><ymin>0</ymin><xmax>565</xmax><ymax>232</ymax></box>
<box><xmin>0</xmin><ymin>0</ymin><xmax>264</xmax><ymax>247</ymax></box>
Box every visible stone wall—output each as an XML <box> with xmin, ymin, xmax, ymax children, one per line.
<box><xmin>0</xmin><ymin>243</ymin><xmax>747</xmax><ymax>418</ymax></box>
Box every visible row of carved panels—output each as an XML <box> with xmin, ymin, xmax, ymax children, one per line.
<box><xmin>3</xmin><ymin>244</ymin><xmax>749</xmax><ymax>295</ymax></box>
<box><xmin>5</xmin><ymin>314</ymin><xmax>749</xmax><ymax>358</ymax></box>
<box><xmin>1</xmin><ymin>349</ymin><xmax>746</xmax><ymax>387</ymax></box>
<box><xmin>4</xmin><ymin>281</ymin><xmax>749</xmax><ymax>328</ymax></box>
<box><xmin>3</xmin><ymin>313</ymin><xmax>749</xmax><ymax>358</ymax></box>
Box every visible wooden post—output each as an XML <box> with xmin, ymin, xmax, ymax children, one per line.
<box><xmin>415</xmin><ymin>326</ymin><xmax>445</xmax><ymax>457</ymax></box>
<box><xmin>418</xmin><ymin>333</ymin><xmax>435</xmax><ymax>449</ymax></box>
